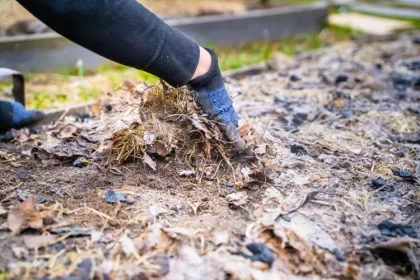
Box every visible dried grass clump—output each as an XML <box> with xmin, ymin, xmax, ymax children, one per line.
<box><xmin>109</xmin><ymin>85</ymin><xmax>229</xmax><ymax>165</ymax></box>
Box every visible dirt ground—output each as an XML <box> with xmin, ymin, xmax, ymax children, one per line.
<box><xmin>0</xmin><ymin>32</ymin><xmax>419</xmax><ymax>279</ymax></box>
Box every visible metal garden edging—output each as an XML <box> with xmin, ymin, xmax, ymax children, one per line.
<box><xmin>351</xmin><ymin>3</ymin><xmax>420</xmax><ymax>19</ymax></box>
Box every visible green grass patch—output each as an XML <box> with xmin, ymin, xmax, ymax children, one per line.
<box><xmin>216</xmin><ymin>24</ymin><xmax>359</xmax><ymax>70</ymax></box>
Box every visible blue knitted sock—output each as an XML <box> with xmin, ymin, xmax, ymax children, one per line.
<box><xmin>0</xmin><ymin>101</ymin><xmax>44</xmax><ymax>132</ymax></box>
<box><xmin>188</xmin><ymin>48</ymin><xmax>239</xmax><ymax>127</ymax></box>
<box><xmin>188</xmin><ymin>48</ymin><xmax>246</xmax><ymax>151</ymax></box>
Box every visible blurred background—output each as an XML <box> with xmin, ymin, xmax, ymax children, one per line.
<box><xmin>0</xmin><ymin>0</ymin><xmax>418</xmax><ymax>111</ymax></box>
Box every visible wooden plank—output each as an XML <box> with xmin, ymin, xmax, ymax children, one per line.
<box><xmin>328</xmin><ymin>13</ymin><xmax>413</xmax><ymax>35</ymax></box>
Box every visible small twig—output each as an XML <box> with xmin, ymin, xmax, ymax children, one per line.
<box><xmin>84</xmin><ymin>205</ymin><xmax>114</xmax><ymax>220</ymax></box>
<box><xmin>259</xmin><ymin>120</ymin><xmax>271</xmax><ymax>143</ymax></box>
<box><xmin>276</xmin><ymin>191</ymin><xmax>322</xmax><ymax>220</ymax></box>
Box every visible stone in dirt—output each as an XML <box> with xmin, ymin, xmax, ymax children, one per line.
<box><xmin>236</xmin><ymin>243</ymin><xmax>275</xmax><ymax>268</ymax></box>
<box><xmin>72</xmin><ymin>157</ymin><xmax>90</xmax><ymax>168</ymax></box>
<box><xmin>104</xmin><ymin>189</ymin><xmax>127</xmax><ymax>204</ymax></box>
<box><xmin>392</xmin><ymin>169</ymin><xmax>416</xmax><ymax>181</ymax></box>
<box><xmin>290</xmin><ymin>144</ymin><xmax>307</xmax><ymax>155</ymax></box>
<box><xmin>372</xmin><ymin>177</ymin><xmax>394</xmax><ymax>192</ymax></box>
<box><xmin>377</xmin><ymin>220</ymin><xmax>417</xmax><ymax>238</ymax></box>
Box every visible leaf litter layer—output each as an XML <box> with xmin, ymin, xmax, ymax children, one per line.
<box><xmin>0</xmin><ymin>32</ymin><xmax>420</xmax><ymax>279</ymax></box>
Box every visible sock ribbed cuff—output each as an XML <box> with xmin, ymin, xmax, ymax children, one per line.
<box><xmin>188</xmin><ymin>48</ymin><xmax>223</xmax><ymax>90</ymax></box>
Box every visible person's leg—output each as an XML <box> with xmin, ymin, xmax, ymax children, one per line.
<box><xmin>14</xmin><ymin>0</ymin><xmax>245</xmax><ymax>149</ymax></box>
<box><xmin>191</xmin><ymin>47</ymin><xmax>212</xmax><ymax>81</ymax></box>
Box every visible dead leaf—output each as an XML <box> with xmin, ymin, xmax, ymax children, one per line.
<box><xmin>154</xmin><ymin>141</ymin><xmax>170</xmax><ymax>156</ymax></box>
<box><xmin>372</xmin><ymin>238</ymin><xmax>419</xmax><ymax>252</ymax></box>
<box><xmin>212</xmin><ymin>231</ymin><xmax>229</xmax><ymax>246</ymax></box>
<box><xmin>226</xmin><ymin>192</ymin><xmax>249</xmax><ymax>207</ymax></box>
<box><xmin>113</xmin><ymin>204</ymin><xmax>123</xmax><ymax>218</ymax></box>
<box><xmin>15</xmin><ymin>130</ymin><xmax>30</xmax><ymax>143</ymax></box>
<box><xmin>149</xmin><ymin>205</ymin><xmax>169</xmax><ymax>221</ymax></box>
<box><xmin>11</xmin><ymin>245</ymin><xmax>28</xmax><ymax>259</ymax></box>
<box><xmin>178</xmin><ymin>170</ymin><xmax>196</xmax><ymax>177</ymax></box>
<box><xmin>370</xmin><ymin>238</ymin><xmax>420</xmax><ymax>277</ymax></box>
<box><xmin>262</xmin><ymin>187</ymin><xmax>282</xmax><ymax>205</ymax></box>
<box><xmin>187</xmin><ymin>201</ymin><xmax>202</xmax><ymax>216</ymax></box>
<box><xmin>100</xmin><ymin>260</ymin><xmax>114</xmax><ymax>275</ymax></box>
<box><xmin>91</xmin><ymin>231</ymin><xmax>103</xmax><ymax>243</ymax></box>
<box><xmin>7</xmin><ymin>209</ymin><xmax>24</xmax><ymax>234</ymax></box>
<box><xmin>21</xmin><ymin>149</ymin><xmax>33</xmax><ymax>157</ymax></box>
<box><xmin>143</xmin><ymin>153</ymin><xmax>157</xmax><ymax>171</ymax></box>
<box><xmin>254</xmin><ymin>144</ymin><xmax>268</xmax><ymax>155</ymax></box>
<box><xmin>28</xmin><ymin>218</ymin><xmax>43</xmax><ymax>230</ymax></box>
<box><xmin>0</xmin><ymin>207</ymin><xmax>6</xmax><ymax>217</ymax></box>
<box><xmin>143</xmin><ymin>131</ymin><xmax>155</xmax><ymax>145</ymax></box>
<box><xmin>10</xmin><ymin>162</ymin><xmax>21</xmax><ymax>168</ymax></box>
<box><xmin>122</xmin><ymin>79</ymin><xmax>137</xmax><ymax>92</ymax></box>
<box><xmin>189</xmin><ymin>115</ymin><xmax>211</xmax><ymax>138</ymax></box>
<box><xmin>23</xmin><ymin>235</ymin><xmax>58</xmax><ymax>249</ymax></box>
<box><xmin>0</xmin><ymin>151</ymin><xmax>15</xmax><ymax>161</ymax></box>
<box><xmin>20</xmin><ymin>196</ymin><xmax>36</xmax><ymax>216</ymax></box>
<box><xmin>151</xmin><ymin>255</ymin><xmax>170</xmax><ymax>277</ymax></box>
<box><xmin>7</xmin><ymin>197</ymin><xmax>42</xmax><ymax>234</ymax></box>
<box><xmin>133</xmin><ymin>84</ymin><xmax>150</xmax><ymax>105</ymax></box>
<box><xmin>240</xmin><ymin>167</ymin><xmax>253</xmax><ymax>182</ymax></box>
<box><xmin>162</xmin><ymin>227</ymin><xmax>194</xmax><ymax>239</ymax></box>
<box><xmin>275</xmin><ymin>213</ymin><xmax>340</xmax><ymax>254</ymax></box>
<box><xmin>120</xmin><ymin>235</ymin><xmax>136</xmax><ymax>257</ymax></box>
<box><xmin>238</xmin><ymin>121</ymin><xmax>250</xmax><ymax>137</ymax></box>
<box><xmin>273</xmin><ymin>52</ymin><xmax>296</xmax><ymax>67</ymax></box>
<box><xmin>143</xmin><ymin>224</ymin><xmax>172</xmax><ymax>250</ymax></box>
<box><xmin>51</xmin><ymin>124</ymin><xmax>78</xmax><ymax>139</ymax></box>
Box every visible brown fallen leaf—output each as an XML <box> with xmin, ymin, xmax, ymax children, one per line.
<box><xmin>212</xmin><ymin>231</ymin><xmax>229</xmax><ymax>246</ymax></box>
<box><xmin>7</xmin><ymin>197</ymin><xmax>42</xmax><ymax>234</ymax></box>
<box><xmin>189</xmin><ymin>115</ymin><xmax>211</xmax><ymax>138</ymax></box>
<box><xmin>121</xmin><ymin>79</ymin><xmax>137</xmax><ymax>92</ymax></box>
<box><xmin>0</xmin><ymin>151</ymin><xmax>15</xmax><ymax>161</ymax></box>
<box><xmin>23</xmin><ymin>235</ymin><xmax>58</xmax><ymax>249</ymax></box>
<box><xmin>153</xmin><ymin>141</ymin><xmax>170</xmax><ymax>157</ymax></box>
<box><xmin>51</xmin><ymin>124</ymin><xmax>78</xmax><ymax>139</ymax></box>
<box><xmin>148</xmin><ymin>205</ymin><xmax>169</xmax><ymax>221</ymax></box>
<box><xmin>371</xmin><ymin>238</ymin><xmax>420</xmax><ymax>278</ymax></box>
<box><xmin>178</xmin><ymin>170</ymin><xmax>196</xmax><ymax>177</ymax></box>
<box><xmin>20</xmin><ymin>196</ymin><xmax>36</xmax><ymax>216</ymax></box>
<box><xmin>143</xmin><ymin>153</ymin><xmax>157</xmax><ymax>171</ymax></box>
<box><xmin>0</xmin><ymin>207</ymin><xmax>6</xmax><ymax>217</ymax></box>
<box><xmin>120</xmin><ymin>234</ymin><xmax>137</xmax><ymax>257</ymax></box>
<box><xmin>7</xmin><ymin>209</ymin><xmax>24</xmax><ymax>234</ymax></box>
<box><xmin>238</xmin><ymin>121</ymin><xmax>250</xmax><ymax>137</ymax></box>
<box><xmin>143</xmin><ymin>131</ymin><xmax>155</xmax><ymax>145</ymax></box>
<box><xmin>254</xmin><ymin>144</ymin><xmax>268</xmax><ymax>155</ymax></box>
<box><xmin>28</xmin><ymin>218</ymin><xmax>43</xmax><ymax>230</ymax></box>
<box><xmin>226</xmin><ymin>192</ymin><xmax>249</xmax><ymax>207</ymax></box>
<box><xmin>15</xmin><ymin>130</ymin><xmax>30</xmax><ymax>143</ymax></box>
<box><xmin>11</xmin><ymin>245</ymin><xmax>29</xmax><ymax>259</ymax></box>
